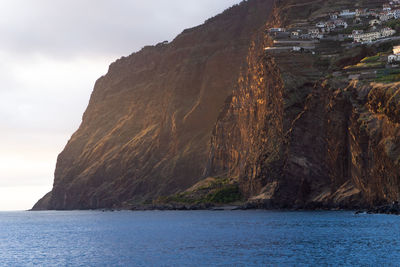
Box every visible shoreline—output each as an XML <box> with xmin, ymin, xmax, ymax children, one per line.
<box><xmin>30</xmin><ymin>201</ymin><xmax>400</xmax><ymax>215</ymax></box>
<box><xmin>29</xmin><ymin>205</ymin><xmax>393</xmax><ymax>215</ymax></box>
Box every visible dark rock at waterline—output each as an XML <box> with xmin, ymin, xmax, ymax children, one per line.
<box><xmin>356</xmin><ymin>202</ymin><xmax>400</xmax><ymax>215</ymax></box>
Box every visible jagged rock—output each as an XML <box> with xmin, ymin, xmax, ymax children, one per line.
<box><xmin>34</xmin><ymin>0</ymin><xmax>400</xmax><ymax>211</ymax></box>
<box><xmin>32</xmin><ymin>0</ymin><xmax>275</xmax><ymax>210</ymax></box>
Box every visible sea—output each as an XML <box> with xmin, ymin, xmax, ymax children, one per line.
<box><xmin>0</xmin><ymin>210</ymin><xmax>399</xmax><ymax>266</ymax></box>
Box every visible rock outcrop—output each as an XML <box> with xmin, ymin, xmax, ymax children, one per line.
<box><xmin>33</xmin><ymin>0</ymin><xmax>275</xmax><ymax>210</ymax></box>
<box><xmin>206</xmin><ymin>0</ymin><xmax>400</xmax><ymax>209</ymax></box>
<box><xmin>33</xmin><ymin>0</ymin><xmax>400</xmax><ymax>211</ymax></box>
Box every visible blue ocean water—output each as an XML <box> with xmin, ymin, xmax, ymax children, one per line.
<box><xmin>0</xmin><ymin>210</ymin><xmax>399</xmax><ymax>266</ymax></box>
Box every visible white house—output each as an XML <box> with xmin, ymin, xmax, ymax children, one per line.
<box><xmin>393</xmin><ymin>9</ymin><xmax>400</xmax><ymax>19</ymax></box>
<box><xmin>369</xmin><ymin>19</ymin><xmax>382</xmax><ymax>26</ymax></box>
<box><xmin>308</xmin><ymin>28</ymin><xmax>323</xmax><ymax>39</ymax></box>
<box><xmin>356</xmin><ymin>8</ymin><xmax>368</xmax><ymax>17</ymax></box>
<box><xmin>330</xmin><ymin>13</ymin><xmax>338</xmax><ymax>19</ymax></box>
<box><xmin>268</xmin><ymin>28</ymin><xmax>286</xmax><ymax>33</ymax></box>
<box><xmin>393</xmin><ymin>45</ymin><xmax>400</xmax><ymax>54</ymax></box>
<box><xmin>334</xmin><ymin>19</ymin><xmax>348</xmax><ymax>28</ymax></box>
<box><xmin>291</xmin><ymin>31</ymin><xmax>299</xmax><ymax>38</ymax></box>
<box><xmin>383</xmin><ymin>4</ymin><xmax>392</xmax><ymax>11</ymax></box>
<box><xmin>354</xmin><ymin>31</ymin><xmax>381</xmax><ymax>43</ymax></box>
<box><xmin>380</xmin><ymin>12</ymin><xmax>394</xmax><ymax>21</ymax></box>
<box><xmin>325</xmin><ymin>21</ymin><xmax>336</xmax><ymax>31</ymax></box>
<box><xmin>293</xmin><ymin>46</ymin><xmax>301</xmax><ymax>52</ymax></box>
<box><xmin>388</xmin><ymin>54</ymin><xmax>400</xmax><ymax>63</ymax></box>
<box><xmin>348</xmin><ymin>29</ymin><xmax>364</xmax><ymax>38</ymax></box>
<box><xmin>381</xmin><ymin>27</ymin><xmax>396</xmax><ymax>38</ymax></box>
<box><xmin>340</xmin><ymin>9</ymin><xmax>356</xmax><ymax>17</ymax></box>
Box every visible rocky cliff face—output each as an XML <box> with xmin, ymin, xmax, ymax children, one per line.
<box><xmin>33</xmin><ymin>0</ymin><xmax>275</xmax><ymax>210</ymax></box>
<box><xmin>206</xmin><ymin>0</ymin><xmax>400</xmax><ymax>209</ymax></box>
<box><xmin>351</xmin><ymin>82</ymin><xmax>400</xmax><ymax>205</ymax></box>
<box><xmin>34</xmin><ymin>0</ymin><xmax>400</xmax><ymax>210</ymax></box>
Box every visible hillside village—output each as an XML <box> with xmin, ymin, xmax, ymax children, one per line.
<box><xmin>266</xmin><ymin>0</ymin><xmax>400</xmax><ymax>83</ymax></box>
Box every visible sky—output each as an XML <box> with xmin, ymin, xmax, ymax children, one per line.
<box><xmin>0</xmin><ymin>0</ymin><xmax>243</xmax><ymax>211</ymax></box>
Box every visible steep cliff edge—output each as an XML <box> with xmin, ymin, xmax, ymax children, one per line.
<box><xmin>34</xmin><ymin>0</ymin><xmax>400</xmax><ymax>211</ymax></box>
<box><xmin>33</xmin><ymin>0</ymin><xmax>275</xmax><ymax>210</ymax></box>
<box><xmin>207</xmin><ymin>0</ymin><xmax>400</xmax><ymax>209</ymax></box>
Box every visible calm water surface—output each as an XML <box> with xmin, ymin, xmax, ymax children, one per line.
<box><xmin>0</xmin><ymin>210</ymin><xmax>399</xmax><ymax>266</ymax></box>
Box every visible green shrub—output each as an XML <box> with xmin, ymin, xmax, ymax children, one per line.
<box><xmin>383</xmin><ymin>19</ymin><xmax>400</xmax><ymax>32</ymax></box>
<box><xmin>361</xmin><ymin>55</ymin><xmax>380</xmax><ymax>63</ymax></box>
<box><xmin>156</xmin><ymin>178</ymin><xmax>242</xmax><ymax>205</ymax></box>
<box><xmin>377</xmin><ymin>69</ymin><xmax>400</xmax><ymax>76</ymax></box>
<box><xmin>205</xmin><ymin>185</ymin><xmax>242</xmax><ymax>204</ymax></box>
<box><xmin>375</xmin><ymin>73</ymin><xmax>400</xmax><ymax>83</ymax></box>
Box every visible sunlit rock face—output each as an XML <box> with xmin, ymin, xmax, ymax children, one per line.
<box><xmin>33</xmin><ymin>0</ymin><xmax>275</xmax><ymax>210</ymax></box>
<box><xmin>206</xmin><ymin>0</ymin><xmax>400</xmax><ymax>209</ymax></box>
<box><xmin>34</xmin><ymin>0</ymin><xmax>400</xmax><ymax>210</ymax></box>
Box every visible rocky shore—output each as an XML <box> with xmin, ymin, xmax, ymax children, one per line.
<box><xmin>356</xmin><ymin>202</ymin><xmax>400</xmax><ymax>215</ymax></box>
<box><xmin>113</xmin><ymin>200</ymin><xmax>360</xmax><ymax>212</ymax></box>
<box><xmin>95</xmin><ymin>201</ymin><xmax>400</xmax><ymax>215</ymax></box>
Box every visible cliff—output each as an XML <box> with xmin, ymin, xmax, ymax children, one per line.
<box><xmin>34</xmin><ymin>0</ymin><xmax>400</xmax><ymax>210</ymax></box>
<box><xmin>206</xmin><ymin>0</ymin><xmax>400</xmax><ymax>209</ymax></box>
<box><xmin>33</xmin><ymin>0</ymin><xmax>275</xmax><ymax>210</ymax></box>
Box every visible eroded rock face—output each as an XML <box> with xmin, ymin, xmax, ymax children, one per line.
<box><xmin>350</xmin><ymin>83</ymin><xmax>400</xmax><ymax>205</ymax></box>
<box><xmin>34</xmin><ymin>0</ymin><xmax>400</xmax><ymax>210</ymax></box>
<box><xmin>206</xmin><ymin>0</ymin><xmax>400</xmax><ymax>209</ymax></box>
<box><xmin>33</xmin><ymin>0</ymin><xmax>275</xmax><ymax>210</ymax></box>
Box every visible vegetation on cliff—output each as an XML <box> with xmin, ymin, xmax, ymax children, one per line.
<box><xmin>154</xmin><ymin>177</ymin><xmax>242</xmax><ymax>206</ymax></box>
<box><xmin>34</xmin><ymin>0</ymin><xmax>400</xmax><ymax>211</ymax></box>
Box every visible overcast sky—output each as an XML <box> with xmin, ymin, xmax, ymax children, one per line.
<box><xmin>0</xmin><ymin>0</ymin><xmax>243</xmax><ymax>211</ymax></box>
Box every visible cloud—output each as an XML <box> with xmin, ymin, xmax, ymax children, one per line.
<box><xmin>0</xmin><ymin>0</ymin><xmax>243</xmax><ymax>58</ymax></box>
<box><xmin>0</xmin><ymin>53</ymin><xmax>111</xmax><ymax>133</ymax></box>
